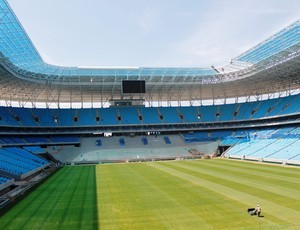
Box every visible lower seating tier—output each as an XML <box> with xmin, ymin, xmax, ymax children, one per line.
<box><xmin>0</xmin><ymin>147</ymin><xmax>49</xmax><ymax>177</ymax></box>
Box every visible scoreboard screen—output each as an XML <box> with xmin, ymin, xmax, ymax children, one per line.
<box><xmin>122</xmin><ymin>80</ymin><xmax>145</xmax><ymax>94</ymax></box>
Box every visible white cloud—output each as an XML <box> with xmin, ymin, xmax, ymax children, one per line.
<box><xmin>9</xmin><ymin>0</ymin><xmax>300</xmax><ymax>67</ymax></box>
<box><xmin>161</xmin><ymin>0</ymin><xmax>300</xmax><ymax>67</ymax></box>
<box><xmin>139</xmin><ymin>7</ymin><xmax>161</xmax><ymax>34</ymax></box>
<box><xmin>255</xmin><ymin>8</ymin><xmax>289</xmax><ymax>15</ymax></box>
<box><xmin>166</xmin><ymin>14</ymin><xmax>244</xmax><ymax>67</ymax></box>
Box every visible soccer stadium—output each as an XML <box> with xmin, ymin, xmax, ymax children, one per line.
<box><xmin>0</xmin><ymin>0</ymin><xmax>300</xmax><ymax>229</ymax></box>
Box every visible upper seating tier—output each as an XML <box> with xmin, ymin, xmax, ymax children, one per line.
<box><xmin>0</xmin><ymin>95</ymin><xmax>298</xmax><ymax>128</ymax></box>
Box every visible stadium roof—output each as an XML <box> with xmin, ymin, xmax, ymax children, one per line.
<box><xmin>0</xmin><ymin>0</ymin><xmax>300</xmax><ymax>106</ymax></box>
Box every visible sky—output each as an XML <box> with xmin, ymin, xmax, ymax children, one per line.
<box><xmin>7</xmin><ymin>0</ymin><xmax>300</xmax><ymax>68</ymax></box>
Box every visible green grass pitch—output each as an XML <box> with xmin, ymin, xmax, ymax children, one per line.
<box><xmin>0</xmin><ymin>166</ymin><xmax>98</xmax><ymax>230</ymax></box>
<box><xmin>1</xmin><ymin>159</ymin><xmax>300</xmax><ymax>229</ymax></box>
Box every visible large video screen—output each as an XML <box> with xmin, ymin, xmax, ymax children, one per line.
<box><xmin>122</xmin><ymin>80</ymin><xmax>146</xmax><ymax>94</ymax></box>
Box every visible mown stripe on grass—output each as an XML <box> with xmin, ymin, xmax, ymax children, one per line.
<box><xmin>44</xmin><ymin>166</ymin><xmax>98</xmax><ymax>229</ymax></box>
<box><xmin>183</xmin><ymin>160</ymin><xmax>300</xmax><ymax>193</ymax></box>
<box><xmin>149</xmin><ymin>161</ymin><xmax>300</xmax><ymax>225</ymax></box>
<box><xmin>0</xmin><ymin>167</ymin><xmax>69</xmax><ymax>230</ymax></box>
<box><xmin>96</xmin><ymin>164</ymin><xmax>214</xmax><ymax>229</ymax></box>
<box><xmin>211</xmin><ymin>158</ymin><xmax>300</xmax><ymax>179</ymax></box>
<box><xmin>176</xmin><ymin>160</ymin><xmax>300</xmax><ymax>202</ymax></box>
<box><xmin>123</xmin><ymin>164</ymin><xmax>216</xmax><ymax>229</ymax></box>
<box><xmin>196</xmin><ymin>159</ymin><xmax>300</xmax><ymax>185</ymax></box>
<box><xmin>161</xmin><ymin>161</ymin><xmax>300</xmax><ymax>215</ymax></box>
<box><xmin>126</xmin><ymin>163</ymin><xmax>269</xmax><ymax>229</ymax></box>
<box><xmin>0</xmin><ymin>166</ymin><xmax>98</xmax><ymax>230</ymax></box>
<box><xmin>80</xmin><ymin>166</ymin><xmax>98</xmax><ymax>229</ymax></box>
